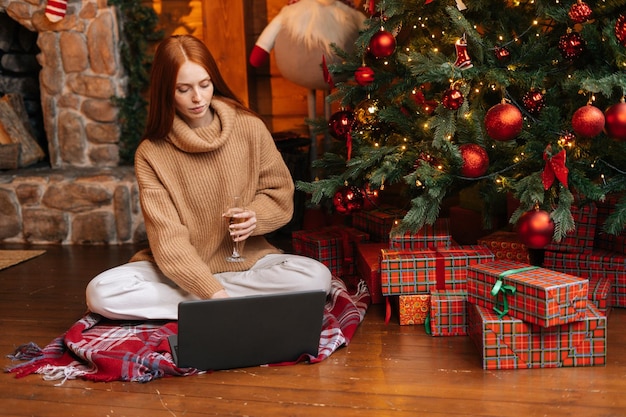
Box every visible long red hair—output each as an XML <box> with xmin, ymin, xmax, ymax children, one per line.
<box><xmin>143</xmin><ymin>35</ymin><xmax>249</xmax><ymax>141</ymax></box>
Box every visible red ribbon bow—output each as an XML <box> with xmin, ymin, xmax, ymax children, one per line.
<box><xmin>542</xmin><ymin>148</ymin><xmax>569</xmax><ymax>190</ymax></box>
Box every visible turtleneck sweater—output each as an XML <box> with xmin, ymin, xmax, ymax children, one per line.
<box><xmin>130</xmin><ymin>97</ymin><xmax>294</xmax><ymax>298</ymax></box>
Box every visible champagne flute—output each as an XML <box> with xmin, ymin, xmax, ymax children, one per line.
<box><xmin>224</xmin><ymin>196</ymin><xmax>246</xmax><ymax>262</ymax></box>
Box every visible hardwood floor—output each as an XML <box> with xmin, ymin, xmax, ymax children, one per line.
<box><xmin>1</xmin><ymin>243</ymin><xmax>625</xmax><ymax>417</ymax></box>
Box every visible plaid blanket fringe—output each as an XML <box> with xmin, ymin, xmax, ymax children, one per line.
<box><xmin>6</xmin><ymin>277</ymin><xmax>369</xmax><ymax>383</ymax></box>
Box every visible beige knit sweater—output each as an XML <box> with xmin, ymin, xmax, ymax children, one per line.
<box><xmin>130</xmin><ymin>97</ymin><xmax>294</xmax><ymax>298</ymax></box>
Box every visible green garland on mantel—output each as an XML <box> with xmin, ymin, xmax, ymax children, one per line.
<box><xmin>109</xmin><ymin>0</ymin><xmax>163</xmax><ymax>165</ymax></box>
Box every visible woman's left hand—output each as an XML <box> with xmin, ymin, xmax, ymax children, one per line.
<box><xmin>229</xmin><ymin>208</ymin><xmax>256</xmax><ymax>242</ymax></box>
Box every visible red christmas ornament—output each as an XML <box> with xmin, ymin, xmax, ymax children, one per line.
<box><xmin>442</xmin><ymin>88</ymin><xmax>464</xmax><ymax>110</ymax></box>
<box><xmin>355</xmin><ymin>66</ymin><xmax>375</xmax><ymax>86</ymax></box>
<box><xmin>571</xmin><ymin>104</ymin><xmax>605</xmax><ymax>138</ymax></box>
<box><xmin>328</xmin><ymin>110</ymin><xmax>354</xmax><ymax>141</ymax></box>
<box><xmin>558</xmin><ymin>31</ymin><xmax>585</xmax><ymax>60</ymax></box>
<box><xmin>369</xmin><ymin>29</ymin><xmax>396</xmax><ymax>58</ymax></box>
<box><xmin>494</xmin><ymin>46</ymin><xmax>511</xmax><ymax>62</ymax></box>
<box><xmin>616</xmin><ymin>14</ymin><xmax>626</xmax><ymax>47</ymax></box>
<box><xmin>484</xmin><ymin>102</ymin><xmax>523</xmax><ymax>141</ymax></box>
<box><xmin>604</xmin><ymin>101</ymin><xmax>626</xmax><ymax>142</ymax></box>
<box><xmin>568</xmin><ymin>0</ymin><xmax>592</xmax><ymax>24</ymax></box>
<box><xmin>333</xmin><ymin>185</ymin><xmax>364</xmax><ymax>215</ymax></box>
<box><xmin>459</xmin><ymin>143</ymin><xmax>489</xmax><ymax>178</ymax></box>
<box><xmin>522</xmin><ymin>90</ymin><xmax>546</xmax><ymax>115</ymax></box>
<box><xmin>517</xmin><ymin>208</ymin><xmax>555</xmax><ymax>249</ymax></box>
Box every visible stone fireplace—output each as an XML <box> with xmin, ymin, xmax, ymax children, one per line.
<box><xmin>0</xmin><ymin>0</ymin><xmax>146</xmax><ymax>244</ymax></box>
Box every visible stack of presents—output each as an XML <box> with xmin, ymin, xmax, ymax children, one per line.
<box><xmin>292</xmin><ymin>194</ymin><xmax>625</xmax><ymax>369</ymax></box>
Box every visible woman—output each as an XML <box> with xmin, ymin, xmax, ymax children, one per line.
<box><xmin>86</xmin><ymin>35</ymin><xmax>332</xmax><ymax>320</ymax></box>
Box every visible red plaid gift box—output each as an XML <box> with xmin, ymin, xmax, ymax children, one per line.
<box><xmin>398</xmin><ymin>294</ymin><xmax>430</xmax><ymax>325</ymax></box>
<box><xmin>389</xmin><ymin>218</ymin><xmax>452</xmax><ymax>250</ymax></box>
<box><xmin>467</xmin><ymin>260</ymin><xmax>589</xmax><ymax>328</ymax></box>
<box><xmin>292</xmin><ymin>226</ymin><xmax>369</xmax><ymax>276</ymax></box>
<box><xmin>380</xmin><ymin>246</ymin><xmax>495</xmax><ymax>295</ymax></box>
<box><xmin>544</xmin><ymin>249</ymin><xmax>624</xmax><ymax>309</ymax></box>
<box><xmin>477</xmin><ymin>230</ymin><xmax>529</xmax><ymax>263</ymax></box>
<box><xmin>468</xmin><ymin>303</ymin><xmax>606</xmax><ymax>370</ymax></box>
<box><xmin>428</xmin><ymin>290</ymin><xmax>468</xmax><ymax>336</ymax></box>
<box><xmin>594</xmin><ymin>192</ymin><xmax>626</xmax><ymax>254</ymax></box>
<box><xmin>351</xmin><ymin>205</ymin><xmax>406</xmax><ymax>242</ymax></box>
<box><xmin>355</xmin><ymin>242</ymin><xmax>387</xmax><ymax>304</ymax></box>
<box><xmin>545</xmin><ymin>203</ymin><xmax>597</xmax><ymax>254</ymax></box>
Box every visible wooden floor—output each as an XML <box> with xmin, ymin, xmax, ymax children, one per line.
<box><xmin>1</xmin><ymin>243</ymin><xmax>625</xmax><ymax>417</ymax></box>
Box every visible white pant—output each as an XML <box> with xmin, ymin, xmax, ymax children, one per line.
<box><xmin>86</xmin><ymin>254</ymin><xmax>332</xmax><ymax>320</ymax></box>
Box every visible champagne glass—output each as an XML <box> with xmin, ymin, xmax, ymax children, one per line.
<box><xmin>224</xmin><ymin>196</ymin><xmax>246</xmax><ymax>262</ymax></box>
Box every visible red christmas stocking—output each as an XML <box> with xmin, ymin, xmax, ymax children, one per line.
<box><xmin>454</xmin><ymin>35</ymin><xmax>473</xmax><ymax>70</ymax></box>
<box><xmin>45</xmin><ymin>0</ymin><xmax>68</xmax><ymax>23</ymax></box>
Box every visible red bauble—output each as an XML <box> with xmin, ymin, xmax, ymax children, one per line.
<box><xmin>333</xmin><ymin>186</ymin><xmax>364</xmax><ymax>215</ymax></box>
<box><xmin>568</xmin><ymin>1</ymin><xmax>592</xmax><ymax>23</ymax></box>
<box><xmin>616</xmin><ymin>14</ymin><xmax>626</xmax><ymax>47</ymax></box>
<box><xmin>355</xmin><ymin>66</ymin><xmax>375</xmax><ymax>86</ymax></box>
<box><xmin>494</xmin><ymin>46</ymin><xmax>511</xmax><ymax>62</ymax></box>
<box><xmin>558</xmin><ymin>32</ymin><xmax>585</xmax><ymax>60</ymax></box>
<box><xmin>604</xmin><ymin>102</ymin><xmax>626</xmax><ymax>142</ymax></box>
<box><xmin>522</xmin><ymin>90</ymin><xmax>546</xmax><ymax>115</ymax></box>
<box><xmin>517</xmin><ymin>209</ymin><xmax>555</xmax><ymax>249</ymax></box>
<box><xmin>484</xmin><ymin>103</ymin><xmax>523</xmax><ymax>141</ymax></box>
<box><xmin>369</xmin><ymin>29</ymin><xmax>397</xmax><ymax>58</ymax></box>
<box><xmin>459</xmin><ymin>143</ymin><xmax>489</xmax><ymax>178</ymax></box>
<box><xmin>571</xmin><ymin>104</ymin><xmax>605</xmax><ymax>138</ymax></box>
<box><xmin>328</xmin><ymin>110</ymin><xmax>355</xmax><ymax>141</ymax></box>
<box><xmin>442</xmin><ymin>88</ymin><xmax>464</xmax><ymax>110</ymax></box>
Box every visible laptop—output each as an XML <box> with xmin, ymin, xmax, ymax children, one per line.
<box><xmin>169</xmin><ymin>290</ymin><xmax>326</xmax><ymax>371</ymax></box>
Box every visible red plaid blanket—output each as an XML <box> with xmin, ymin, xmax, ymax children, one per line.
<box><xmin>7</xmin><ymin>278</ymin><xmax>369</xmax><ymax>383</ymax></box>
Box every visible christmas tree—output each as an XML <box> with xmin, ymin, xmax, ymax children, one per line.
<box><xmin>297</xmin><ymin>0</ymin><xmax>626</xmax><ymax>245</ymax></box>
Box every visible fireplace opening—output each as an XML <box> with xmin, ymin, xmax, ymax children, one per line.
<box><xmin>0</xmin><ymin>11</ymin><xmax>48</xmax><ymax>167</ymax></box>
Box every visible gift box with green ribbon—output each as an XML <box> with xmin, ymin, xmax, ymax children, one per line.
<box><xmin>389</xmin><ymin>218</ymin><xmax>452</xmax><ymax>251</ymax></box>
<box><xmin>292</xmin><ymin>225</ymin><xmax>369</xmax><ymax>277</ymax></box>
<box><xmin>427</xmin><ymin>290</ymin><xmax>468</xmax><ymax>336</ymax></box>
<box><xmin>380</xmin><ymin>246</ymin><xmax>494</xmax><ymax>296</ymax></box>
<box><xmin>467</xmin><ymin>260</ymin><xmax>589</xmax><ymax>328</ymax></box>
<box><xmin>468</xmin><ymin>303</ymin><xmax>606</xmax><ymax>370</ymax></box>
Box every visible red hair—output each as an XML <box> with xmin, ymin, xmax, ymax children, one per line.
<box><xmin>143</xmin><ymin>35</ymin><xmax>249</xmax><ymax>141</ymax></box>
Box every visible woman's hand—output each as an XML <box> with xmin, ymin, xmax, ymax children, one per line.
<box><xmin>228</xmin><ymin>208</ymin><xmax>257</xmax><ymax>242</ymax></box>
<box><xmin>211</xmin><ymin>289</ymin><xmax>229</xmax><ymax>299</ymax></box>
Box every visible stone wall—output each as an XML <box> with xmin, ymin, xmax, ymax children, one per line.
<box><xmin>0</xmin><ymin>167</ymin><xmax>146</xmax><ymax>244</ymax></box>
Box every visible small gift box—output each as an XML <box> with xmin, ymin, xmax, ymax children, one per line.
<box><xmin>389</xmin><ymin>218</ymin><xmax>452</xmax><ymax>250</ymax></box>
<box><xmin>467</xmin><ymin>260</ymin><xmax>589</xmax><ymax>328</ymax></box>
<box><xmin>477</xmin><ymin>230</ymin><xmax>529</xmax><ymax>263</ymax></box>
<box><xmin>468</xmin><ymin>303</ymin><xmax>607</xmax><ymax>370</ymax></box>
<box><xmin>292</xmin><ymin>225</ymin><xmax>369</xmax><ymax>276</ymax></box>
<box><xmin>427</xmin><ymin>290</ymin><xmax>468</xmax><ymax>336</ymax></box>
<box><xmin>545</xmin><ymin>203</ymin><xmax>597</xmax><ymax>254</ymax></box>
<box><xmin>398</xmin><ymin>294</ymin><xmax>430</xmax><ymax>325</ymax></box>
<box><xmin>351</xmin><ymin>205</ymin><xmax>406</xmax><ymax>242</ymax></box>
<box><xmin>355</xmin><ymin>242</ymin><xmax>387</xmax><ymax>304</ymax></box>
<box><xmin>544</xmin><ymin>249</ymin><xmax>624</xmax><ymax>309</ymax></box>
<box><xmin>380</xmin><ymin>246</ymin><xmax>494</xmax><ymax>296</ymax></box>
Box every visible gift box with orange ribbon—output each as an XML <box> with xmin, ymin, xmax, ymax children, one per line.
<box><xmin>389</xmin><ymin>218</ymin><xmax>452</xmax><ymax>250</ymax></box>
<box><xmin>468</xmin><ymin>303</ymin><xmax>606</xmax><ymax>370</ymax></box>
<box><xmin>292</xmin><ymin>225</ymin><xmax>369</xmax><ymax>277</ymax></box>
<box><xmin>467</xmin><ymin>260</ymin><xmax>589</xmax><ymax>328</ymax></box>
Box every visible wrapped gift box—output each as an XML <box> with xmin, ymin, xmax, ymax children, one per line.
<box><xmin>399</xmin><ymin>294</ymin><xmax>430</xmax><ymax>325</ymax></box>
<box><xmin>468</xmin><ymin>303</ymin><xmax>607</xmax><ymax>370</ymax></box>
<box><xmin>545</xmin><ymin>203</ymin><xmax>597</xmax><ymax>254</ymax></box>
<box><xmin>355</xmin><ymin>242</ymin><xmax>387</xmax><ymax>304</ymax></box>
<box><xmin>380</xmin><ymin>246</ymin><xmax>494</xmax><ymax>296</ymax></box>
<box><xmin>389</xmin><ymin>218</ymin><xmax>452</xmax><ymax>250</ymax></box>
<box><xmin>292</xmin><ymin>226</ymin><xmax>369</xmax><ymax>277</ymax></box>
<box><xmin>428</xmin><ymin>290</ymin><xmax>468</xmax><ymax>336</ymax></box>
<box><xmin>477</xmin><ymin>230</ymin><xmax>529</xmax><ymax>263</ymax></box>
<box><xmin>594</xmin><ymin>193</ymin><xmax>626</xmax><ymax>255</ymax></box>
<box><xmin>351</xmin><ymin>205</ymin><xmax>406</xmax><ymax>242</ymax></box>
<box><xmin>544</xmin><ymin>249</ymin><xmax>624</xmax><ymax>308</ymax></box>
<box><xmin>467</xmin><ymin>260</ymin><xmax>589</xmax><ymax>328</ymax></box>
